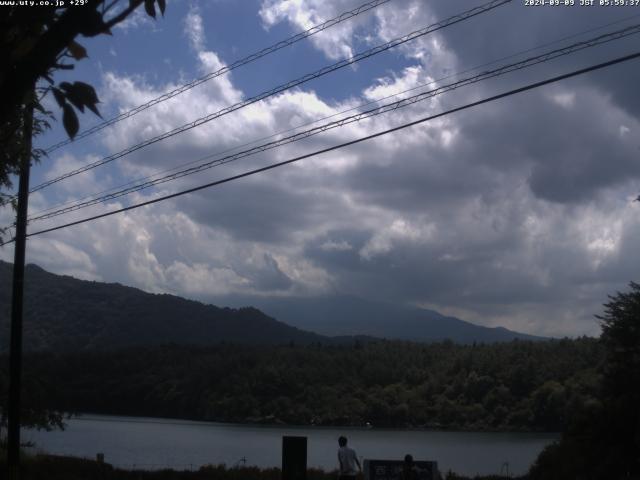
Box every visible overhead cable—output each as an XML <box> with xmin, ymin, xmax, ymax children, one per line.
<box><xmin>3</xmin><ymin>50</ymin><xmax>635</xmax><ymax>245</ymax></box>
<box><xmin>43</xmin><ymin>0</ymin><xmax>392</xmax><ymax>154</ymax></box>
<box><xmin>26</xmin><ymin>23</ymin><xmax>640</xmax><ymax>223</ymax></box>
<box><xmin>28</xmin><ymin>12</ymin><xmax>640</xmax><ymax>219</ymax></box>
<box><xmin>30</xmin><ymin>0</ymin><xmax>512</xmax><ymax>193</ymax></box>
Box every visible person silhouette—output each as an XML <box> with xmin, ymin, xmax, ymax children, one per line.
<box><xmin>402</xmin><ymin>454</ymin><xmax>419</xmax><ymax>480</ymax></box>
<box><xmin>338</xmin><ymin>436</ymin><xmax>361</xmax><ymax>480</ymax></box>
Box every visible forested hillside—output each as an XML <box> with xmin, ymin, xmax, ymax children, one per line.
<box><xmin>1</xmin><ymin>261</ymin><xmax>547</xmax><ymax>350</ymax></box>
<box><xmin>2</xmin><ymin>338</ymin><xmax>602</xmax><ymax>432</ymax></box>
<box><xmin>0</xmin><ymin>261</ymin><xmax>326</xmax><ymax>351</ymax></box>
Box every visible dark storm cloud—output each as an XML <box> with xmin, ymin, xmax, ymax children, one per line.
<box><xmin>245</xmin><ymin>253</ymin><xmax>293</xmax><ymax>291</ymax></box>
<box><xmin>455</xmin><ymin>88</ymin><xmax>640</xmax><ymax>203</ymax></box>
<box><xmin>307</xmin><ymin>235</ymin><xmax>553</xmax><ymax>307</ymax></box>
<box><xmin>597</xmin><ymin>212</ymin><xmax>640</xmax><ymax>281</ymax></box>
<box><xmin>179</xmin><ymin>180</ymin><xmax>310</xmax><ymax>244</ymax></box>
<box><xmin>138</xmin><ymin>1</ymin><xmax>640</xmax><ymax>336</ymax></box>
<box><xmin>177</xmin><ymin>165</ymin><xmax>359</xmax><ymax>244</ymax></box>
<box><xmin>339</xmin><ymin>88</ymin><xmax>638</xmax><ymax>209</ymax></box>
<box><xmin>341</xmin><ymin>136</ymin><xmax>502</xmax><ymax>211</ymax></box>
<box><xmin>424</xmin><ymin>0</ymin><xmax>640</xmax><ymax>118</ymax></box>
<box><xmin>304</xmin><ymin>229</ymin><xmax>372</xmax><ymax>270</ymax></box>
<box><xmin>320</xmin><ymin>3</ymin><xmax>640</xmax><ymax>210</ymax></box>
<box><xmin>27</xmin><ymin>0</ymin><xmax>640</xmax><ymax>338</ymax></box>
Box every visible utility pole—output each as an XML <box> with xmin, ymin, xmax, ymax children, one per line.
<box><xmin>7</xmin><ymin>95</ymin><xmax>34</xmax><ymax>480</ymax></box>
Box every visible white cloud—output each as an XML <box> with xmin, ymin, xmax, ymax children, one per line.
<box><xmin>165</xmin><ymin>261</ymin><xmax>250</xmax><ymax>296</ymax></box>
<box><xmin>114</xmin><ymin>7</ymin><xmax>155</xmax><ymax>32</ymax></box>
<box><xmin>320</xmin><ymin>240</ymin><xmax>353</xmax><ymax>252</ymax></box>
<box><xmin>29</xmin><ymin>238</ymin><xmax>100</xmax><ymax>281</ymax></box>
<box><xmin>360</xmin><ymin>218</ymin><xmax>434</xmax><ymax>260</ymax></box>
<box><xmin>184</xmin><ymin>7</ymin><xmax>206</xmax><ymax>52</ymax></box>
<box><xmin>41</xmin><ymin>153</ymin><xmax>104</xmax><ymax>199</ymax></box>
<box><xmin>550</xmin><ymin>91</ymin><xmax>576</xmax><ymax>109</ymax></box>
<box><xmin>259</xmin><ymin>0</ymin><xmax>371</xmax><ymax>60</ymax></box>
<box><xmin>20</xmin><ymin>0</ymin><xmax>640</xmax><ymax>339</ymax></box>
<box><xmin>363</xmin><ymin>65</ymin><xmax>426</xmax><ymax>101</ymax></box>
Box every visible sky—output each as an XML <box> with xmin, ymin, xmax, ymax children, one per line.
<box><xmin>2</xmin><ymin>0</ymin><xmax>640</xmax><ymax>337</ymax></box>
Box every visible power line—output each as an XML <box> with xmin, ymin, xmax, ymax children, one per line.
<box><xmin>27</xmin><ymin>12</ymin><xmax>640</xmax><ymax>220</ymax></box>
<box><xmin>43</xmin><ymin>0</ymin><xmax>391</xmax><ymax>154</ymax></box>
<box><xmin>30</xmin><ymin>0</ymin><xmax>512</xmax><ymax>194</ymax></box>
<box><xmin>4</xmin><ymin>50</ymin><xmax>636</xmax><ymax>245</ymax></box>
<box><xmin>26</xmin><ymin>23</ymin><xmax>640</xmax><ymax>224</ymax></box>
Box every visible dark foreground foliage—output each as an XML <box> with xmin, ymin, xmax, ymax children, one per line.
<box><xmin>528</xmin><ymin>282</ymin><xmax>640</xmax><ymax>480</ymax></box>
<box><xmin>0</xmin><ymin>454</ymin><xmax>524</xmax><ymax>480</ymax></box>
<box><xmin>1</xmin><ymin>337</ymin><xmax>601</xmax><ymax>431</ymax></box>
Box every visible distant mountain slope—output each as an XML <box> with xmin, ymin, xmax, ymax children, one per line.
<box><xmin>217</xmin><ymin>294</ymin><xmax>548</xmax><ymax>343</ymax></box>
<box><xmin>0</xmin><ymin>261</ymin><xmax>545</xmax><ymax>352</ymax></box>
<box><xmin>0</xmin><ymin>261</ymin><xmax>327</xmax><ymax>352</ymax></box>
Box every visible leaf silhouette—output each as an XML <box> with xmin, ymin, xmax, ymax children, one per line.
<box><xmin>62</xmin><ymin>103</ymin><xmax>79</xmax><ymax>139</ymax></box>
<box><xmin>68</xmin><ymin>41</ymin><xmax>88</xmax><ymax>60</ymax></box>
<box><xmin>144</xmin><ymin>0</ymin><xmax>156</xmax><ymax>18</ymax></box>
<box><xmin>52</xmin><ymin>88</ymin><xmax>66</xmax><ymax>108</ymax></box>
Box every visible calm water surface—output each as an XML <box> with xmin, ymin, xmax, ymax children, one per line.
<box><xmin>24</xmin><ymin>414</ymin><xmax>557</xmax><ymax>476</ymax></box>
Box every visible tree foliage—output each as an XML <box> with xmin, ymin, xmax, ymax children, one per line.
<box><xmin>530</xmin><ymin>282</ymin><xmax>640</xmax><ymax>479</ymax></box>
<box><xmin>0</xmin><ymin>262</ymin><xmax>326</xmax><ymax>352</ymax></box>
<box><xmin>0</xmin><ymin>0</ymin><xmax>166</xmax><ymax>240</ymax></box>
<box><xmin>0</xmin><ymin>0</ymin><xmax>167</xmax><ymax>132</ymax></box>
<box><xmin>599</xmin><ymin>281</ymin><xmax>640</xmax><ymax>397</ymax></box>
<box><xmin>0</xmin><ymin>0</ymin><xmax>167</xmax><ymax>430</ymax></box>
<box><xmin>0</xmin><ymin>338</ymin><xmax>602</xmax><ymax>432</ymax></box>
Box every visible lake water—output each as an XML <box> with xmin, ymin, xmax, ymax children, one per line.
<box><xmin>24</xmin><ymin>414</ymin><xmax>558</xmax><ymax>477</ymax></box>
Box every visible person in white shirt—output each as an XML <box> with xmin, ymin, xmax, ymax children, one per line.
<box><xmin>338</xmin><ymin>435</ymin><xmax>361</xmax><ymax>480</ymax></box>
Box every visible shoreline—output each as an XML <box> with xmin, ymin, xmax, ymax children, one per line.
<box><xmin>21</xmin><ymin>413</ymin><xmax>554</xmax><ymax>477</ymax></box>
<box><xmin>68</xmin><ymin>412</ymin><xmax>561</xmax><ymax>436</ymax></box>
<box><xmin>1</xmin><ymin>452</ymin><xmax>528</xmax><ymax>480</ymax></box>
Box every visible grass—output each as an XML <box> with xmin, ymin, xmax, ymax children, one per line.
<box><xmin>0</xmin><ymin>453</ymin><xmax>527</xmax><ymax>480</ymax></box>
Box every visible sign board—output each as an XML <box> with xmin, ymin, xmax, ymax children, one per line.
<box><xmin>363</xmin><ymin>459</ymin><xmax>439</xmax><ymax>480</ymax></box>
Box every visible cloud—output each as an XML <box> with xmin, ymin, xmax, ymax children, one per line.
<box><xmin>184</xmin><ymin>7</ymin><xmax>206</xmax><ymax>52</ymax></box>
<box><xmin>41</xmin><ymin>153</ymin><xmax>105</xmax><ymax>198</ymax></box>
<box><xmin>259</xmin><ymin>0</ymin><xmax>380</xmax><ymax>60</ymax></box>
<box><xmin>360</xmin><ymin>218</ymin><xmax>434</xmax><ymax>260</ymax></box>
<box><xmin>113</xmin><ymin>7</ymin><xmax>155</xmax><ymax>33</ymax></box>
<box><xmin>20</xmin><ymin>0</ymin><xmax>640</xmax><ymax>339</ymax></box>
<box><xmin>28</xmin><ymin>238</ymin><xmax>100</xmax><ymax>282</ymax></box>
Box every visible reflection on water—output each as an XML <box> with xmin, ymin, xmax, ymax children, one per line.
<box><xmin>24</xmin><ymin>414</ymin><xmax>558</xmax><ymax>477</ymax></box>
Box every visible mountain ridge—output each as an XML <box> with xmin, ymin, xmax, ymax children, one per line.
<box><xmin>0</xmin><ymin>260</ymin><xmax>328</xmax><ymax>352</ymax></box>
<box><xmin>214</xmin><ymin>293</ymin><xmax>548</xmax><ymax>343</ymax></box>
<box><xmin>0</xmin><ymin>260</ymin><xmax>546</xmax><ymax>351</ymax></box>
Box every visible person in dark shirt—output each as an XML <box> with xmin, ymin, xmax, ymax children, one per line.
<box><xmin>402</xmin><ymin>454</ymin><xmax>419</xmax><ymax>480</ymax></box>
